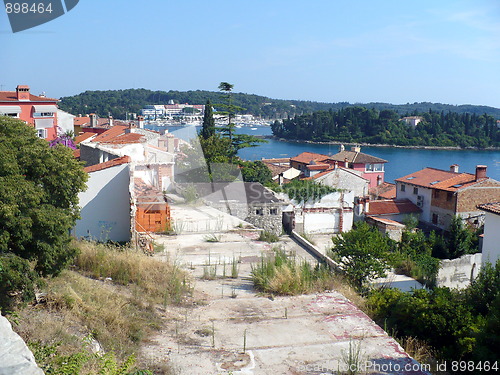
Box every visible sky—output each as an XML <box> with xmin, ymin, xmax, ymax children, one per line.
<box><xmin>1</xmin><ymin>0</ymin><xmax>499</xmax><ymax>107</ymax></box>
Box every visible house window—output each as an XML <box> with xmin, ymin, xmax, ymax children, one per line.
<box><xmin>255</xmin><ymin>208</ymin><xmax>263</xmax><ymax>216</ymax></box>
<box><xmin>400</xmin><ymin>184</ymin><xmax>405</xmax><ymax>192</ymax></box>
<box><xmin>413</xmin><ymin>187</ymin><xmax>419</xmax><ymax>195</ymax></box>
<box><xmin>33</xmin><ymin>112</ymin><xmax>54</xmax><ymax>117</ymax></box>
<box><xmin>447</xmin><ymin>192</ymin><xmax>453</xmax><ymax>201</ymax></box>
<box><xmin>270</xmin><ymin>208</ymin><xmax>278</xmax><ymax>215</ymax></box>
<box><xmin>432</xmin><ymin>213</ymin><xmax>438</xmax><ymax>225</ymax></box>
<box><xmin>36</xmin><ymin>128</ymin><xmax>47</xmax><ymax>139</ymax></box>
<box><xmin>366</xmin><ymin>163</ymin><xmax>384</xmax><ymax>172</ymax></box>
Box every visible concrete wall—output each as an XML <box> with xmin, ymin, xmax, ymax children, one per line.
<box><xmin>75</xmin><ymin>164</ymin><xmax>131</xmax><ymax>242</ymax></box>
<box><xmin>437</xmin><ymin>253</ymin><xmax>482</xmax><ymax>290</ymax></box>
<box><xmin>482</xmin><ymin>211</ymin><xmax>500</xmax><ymax>265</ymax></box>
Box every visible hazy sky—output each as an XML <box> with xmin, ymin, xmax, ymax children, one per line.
<box><xmin>1</xmin><ymin>0</ymin><xmax>499</xmax><ymax>107</ymax></box>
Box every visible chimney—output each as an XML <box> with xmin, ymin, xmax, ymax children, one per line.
<box><xmin>16</xmin><ymin>85</ymin><xmax>30</xmax><ymax>101</ymax></box>
<box><xmin>339</xmin><ymin>144</ymin><xmax>345</xmax><ymax>152</ymax></box>
<box><xmin>138</xmin><ymin>115</ymin><xmax>144</xmax><ymax>129</ymax></box>
<box><xmin>89</xmin><ymin>113</ymin><xmax>97</xmax><ymax>127</ymax></box>
<box><xmin>344</xmin><ymin>157</ymin><xmax>349</xmax><ymax>168</ymax></box>
<box><xmin>166</xmin><ymin>133</ymin><xmax>175</xmax><ymax>153</ymax></box>
<box><xmin>334</xmin><ymin>161</ymin><xmax>338</xmax><ymax>170</ymax></box>
<box><xmin>364</xmin><ymin>196</ymin><xmax>370</xmax><ymax>214</ymax></box>
<box><xmin>351</xmin><ymin>146</ymin><xmax>361</xmax><ymax>153</ymax></box>
<box><xmin>450</xmin><ymin>164</ymin><xmax>459</xmax><ymax>173</ymax></box>
<box><xmin>475</xmin><ymin>165</ymin><xmax>487</xmax><ymax>181</ymax></box>
<box><xmin>108</xmin><ymin>115</ymin><xmax>113</xmax><ymax>127</ymax></box>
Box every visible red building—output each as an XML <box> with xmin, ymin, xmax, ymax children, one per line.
<box><xmin>0</xmin><ymin>85</ymin><xmax>59</xmax><ymax>140</ymax></box>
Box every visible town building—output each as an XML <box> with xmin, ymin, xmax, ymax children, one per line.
<box><xmin>395</xmin><ymin>165</ymin><xmax>500</xmax><ymax>230</ymax></box>
<box><xmin>477</xmin><ymin>202</ymin><xmax>500</xmax><ymax>266</ymax></box>
<box><xmin>289</xmin><ymin>147</ymin><xmax>387</xmax><ymax>189</ymax></box>
<box><xmin>75</xmin><ymin>125</ymin><xmax>178</xmax><ymax>242</ymax></box>
<box><xmin>401</xmin><ymin>116</ymin><xmax>424</xmax><ymax>127</ymax></box>
<box><xmin>327</xmin><ymin>146</ymin><xmax>387</xmax><ymax>188</ymax></box>
<box><xmin>0</xmin><ymin>85</ymin><xmax>59</xmax><ymax>140</ymax></box>
<box><xmin>282</xmin><ymin>190</ymin><xmax>355</xmax><ymax>234</ymax></box>
<box><xmin>261</xmin><ymin>157</ymin><xmax>301</xmax><ymax>184</ymax></box>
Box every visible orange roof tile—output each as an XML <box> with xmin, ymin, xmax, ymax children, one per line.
<box><xmin>395</xmin><ymin>167</ymin><xmax>482</xmax><ymax>191</ymax></box>
<box><xmin>89</xmin><ymin>126</ymin><xmax>144</xmax><ymax>144</ymax></box>
<box><xmin>370</xmin><ymin>182</ymin><xmax>397</xmax><ymax>199</ymax></box>
<box><xmin>306</xmin><ymin>163</ymin><xmax>330</xmax><ymax>171</ymax></box>
<box><xmin>367</xmin><ymin>199</ymin><xmax>421</xmax><ymax>216</ymax></box>
<box><xmin>478</xmin><ymin>202</ymin><xmax>500</xmax><ymax>215</ymax></box>
<box><xmin>84</xmin><ymin>156</ymin><xmax>130</xmax><ymax>173</ymax></box>
<box><xmin>74</xmin><ymin>116</ymin><xmax>90</xmax><ymax>126</ymax></box>
<box><xmin>73</xmin><ymin>149</ymin><xmax>81</xmax><ymax>159</ymax></box>
<box><xmin>75</xmin><ymin>132</ymin><xmax>96</xmax><ymax>144</ymax></box>
<box><xmin>0</xmin><ymin>91</ymin><xmax>58</xmax><ymax>102</ymax></box>
<box><xmin>290</xmin><ymin>152</ymin><xmax>330</xmax><ymax>164</ymax></box>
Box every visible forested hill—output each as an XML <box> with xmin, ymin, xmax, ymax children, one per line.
<box><xmin>58</xmin><ymin>88</ymin><xmax>500</xmax><ymax>120</ymax></box>
<box><xmin>271</xmin><ymin>107</ymin><xmax>500</xmax><ymax>148</ymax></box>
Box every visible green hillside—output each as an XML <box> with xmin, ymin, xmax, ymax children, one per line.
<box><xmin>58</xmin><ymin>88</ymin><xmax>500</xmax><ymax>120</ymax></box>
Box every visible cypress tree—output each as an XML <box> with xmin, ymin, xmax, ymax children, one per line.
<box><xmin>200</xmin><ymin>99</ymin><xmax>215</xmax><ymax>140</ymax></box>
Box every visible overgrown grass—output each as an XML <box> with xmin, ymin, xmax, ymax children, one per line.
<box><xmin>257</xmin><ymin>231</ymin><xmax>279</xmax><ymax>243</ymax></box>
<box><xmin>74</xmin><ymin>241</ymin><xmax>192</xmax><ymax>305</ymax></box>
<box><xmin>14</xmin><ymin>241</ymin><xmax>192</xmax><ymax>374</ymax></box>
<box><xmin>251</xmin><ymin>248</ymin><xmax>339</xmax><ymax>295</ymax></box>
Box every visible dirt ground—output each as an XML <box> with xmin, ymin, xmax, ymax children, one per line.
<box><xmin>142</xmin><ymin>229</ymin><xmax>429</xmax><ymax>375</ymax></box>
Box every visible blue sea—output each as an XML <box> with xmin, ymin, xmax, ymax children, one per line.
<box><xmin>147</xmin><ymin>124</ymin><xmax>500</xmax><ymax>183</ymax></box>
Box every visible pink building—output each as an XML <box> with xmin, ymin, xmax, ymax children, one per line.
<box><xmin>290</xmin><ymin>146</ymin><xmax>387</xmax><ymax>189</ymax></box>
<box><xmin>328</xmin><ymin>146</ymin><xmax>387</xmax><ymax>188</ymax></box>
<box><xmin>0</xmin><ymin>85</ymin><xmax>59</xmax><ymax>140</ymax></box>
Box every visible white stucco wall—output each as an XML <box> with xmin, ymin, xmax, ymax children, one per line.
<box><xmin>316</xmin><ymin>169</ymin><xmax>368</xmax><ymax>198</ymax></box>
<box><xmin>396</xmin><ymin>182</ymin><xmax>432</xmax><ymax>223</ymax></box>
<box><xmin>482</xmin><ymin>211</ymin><xmax>500</xmax><ymax>265</ymax></box>
<box><xmin>75</xmin><ymin>164</ymin><xmax>131</xmax><ymax>242</ymax></box>
<box><xmin>56</xmin><ymin>109</ymin><xmax>75</xmax><ymax>134</ymax></box>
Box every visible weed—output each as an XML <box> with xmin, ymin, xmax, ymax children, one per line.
<box><xmin>257</xmin><ymin>231</ymin><xmax>279</xmax><ymax>243</ymax></box>
<box><xmin>251</xmin><ymin>248</ymin><xmax>339</xmax><ymax>295</ymax></box>
<box><xmin>204</xmin><ymin>234</ymin><xmax>221</xmax><ymax>243</ymax></box>
<box><xmin>340</xmin><ymin>340</ymin><xmax>364</xmax><ymax>375</ymax></box>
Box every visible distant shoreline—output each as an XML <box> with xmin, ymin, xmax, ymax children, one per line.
<box><xmin>272</xmin><ymin>136</ymin><xmax>500</xmax><ymax>151</ymax></box>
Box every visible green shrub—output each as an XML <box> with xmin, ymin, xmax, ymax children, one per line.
<box><xmin>0</xmin><ymin>254</ymin><xmax>38</xmax><ymax>310</ymax></box>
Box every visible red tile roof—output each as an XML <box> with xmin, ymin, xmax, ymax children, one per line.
<box><xmin>84</xmin><ymin>156</ymin><xmax>130</xmax><ymax>173</ymax></box>
<box><xmin>395</xmin><ymin>167</ymin><xmax>485</xmax><ymax>191</ymax></box>
<box><xmin>306</xmin><ymin>163</ymin><xmax>330</xmax><ymax>171</ymax></box>
<box><xmin>74</xmin><ymin>117</ymin><xmax>90</xmax><ymax>126</ymax></box>
<box><xmin>478</xmin><ymin>202</ymin><xmax>500</xmax><ymax>215</ymax></box>
<box><xmin>75</xmin><ymin>132</ymin><xmax>96</xmax><ymax>144</ymax></box>
<box><xmin>73</xmin><ymin>149</ymin><xmax>81</xmax><ymax>159</ymax></box>
<box><xmin>367</xmin><ymin>199</ymin><xmax>421</xmax><ymax>216</ymax></box>
<box><xmin>290</xmin><ymin>152</ymin><xmax>330</xmax><ymax>164</ymax></box>
<box><xmin>90</xmin><ymin>126</ymin><xmax>144</xmax><ymax>144</ymax></box>
<box><xmin>329</xmin><ymin>150</ymin><xmax>387</xmax><ymax>164</ymax></box>
<box><xmin>370</xmin><ymin>182</ymin><xmax>397</xmax><ymax>199</ymax></box>
<box><xmin>0</xmin><ymin>91</ymin><xmax>58</xmax><ymax>102</ymax></box>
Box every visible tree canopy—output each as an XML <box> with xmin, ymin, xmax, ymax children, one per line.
<box><xmin>0</xmin><ymin>117</ymin><xmax>87</xmax><ymax>277</ymax></box>
<box><xmin>272</xmin><ymin>106</ymin><xmax>500</xmax><ymax>148</ymax></box>
<box><xmin>58</xmin><ymin>88</ymin><xmax>500</xmax><ymax>121</ymax></box>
